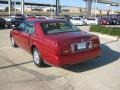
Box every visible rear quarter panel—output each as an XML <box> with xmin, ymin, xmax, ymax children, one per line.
<box><xmin>30</xmin><ymin>22</ymin><xmax>57</xmax><ymax>64</ymax></box>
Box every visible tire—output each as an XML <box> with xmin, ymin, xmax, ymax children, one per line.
<box><xmin>5</xmin><ymin>24</ymin><xmax>8</xmax><ymax>29</ymax></box>
<box><xmin>11</xmin><ymin>36</ymin><xmax>18</xmax><ymax>47</ymax></box>
<box><xmin>32</xmin><ymin>48</ymin><xmax>45</xmax><ymax>67</ymax></box>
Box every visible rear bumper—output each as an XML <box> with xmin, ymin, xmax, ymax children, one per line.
<box><xmin>72</xmin><ymin>22</ymin><xmax>84</xmax><ymax>25</ymax></box>
<box><xmin>44</xmin><ymin>47</ymin><xmax>101</xmax><ymax>67</ymax></box>
<box><xmin>86</xmin><ymin>22</ymin><xmax>98</xmax><ymax>25</ymax></box>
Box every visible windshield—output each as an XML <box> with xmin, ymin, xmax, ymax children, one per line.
<box><xmin>41</xmin><ymin>21</ymin><xmax>80</xmax><ymax>34</ymax></box>
<box><xmin>102</xmin><ymin>18</ymin><xmax>108</xmax><ymax>20</ymax></box>
<box><xmin>12</xmin><ymin>18</ymin><xmax>23</xmax><ymax>21</ymax></box>
<box><xmin>112</xmin><ymin>18</ymin><xmax>118</xmax><ymax>20</ymax></box>
<box><xmin>73</xmin><ymin>18</ymin><xmax>80</xmax><ymax>20</ymax></box>
<box><xmin>87</xmin><ymin>19</ymin><xmax>95</xmax><ymax>20</ymax></box>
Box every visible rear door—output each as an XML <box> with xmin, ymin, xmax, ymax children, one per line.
<box><xmin>12</xmin><ymin>22</ymin><xmax>26</xmax><ymax>46</ymax></box>
<box><xmin>19</xmin><ymin>22</ymin><xmax>35</xmax><ymax>52</ymax></box>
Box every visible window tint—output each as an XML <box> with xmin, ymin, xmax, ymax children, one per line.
<box><xmin>41</xmin><ymin>21</ymin><xmax>80</xmax><ymax>34</ymax></box>
<box><xmin>19</xmin><ymin>23</ymin><xmax>26</xmax><ymax>29</ymax></box>
<box><xmin>28</xmin><ymin>26</ymin><xmax>35</xmax><ymax>34</ymax></box>
<box><xmin>73</xmin><ymin>18</ymin><xmax>80</xmax><ymax>20</ymax></box>
<box><xmin>87</xmin><ymin>19</ymin><xmax>95</xmax><ymax>20</ymax></box>
<box><xmin>19</xmin><ymin>23</ymin><xmax>25</xmax><ymax>28</ymax></box>
<box><xmin>24</xmin><ymin>24</ymin><xmax>29</xmax><ymax>33</ymax></box>
<box><xmin>24</xmin><ymin>22</ymin><xmax>35</xmax><ymax>34</ymax></box>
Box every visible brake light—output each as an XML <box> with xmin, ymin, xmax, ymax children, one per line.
<box><xmin>107</xmin><ymin>22</ymin><xmax>109</xmax><ymax>24</ymax></box>
<box><xmin>103</xmin><ymin>20</ymin><xmax>106</xmax><ymax>22</ymax></box>
<box><xmin>92</xmin><ymin>38</ymin><xmax>100</xmax><ymax>48</ymax></box>
<box><xmin>90</xmin><ymin>35</ymin><xmax>100</xmax><ymax>47</ymax></box>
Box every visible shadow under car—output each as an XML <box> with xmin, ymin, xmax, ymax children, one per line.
<box><xmin>63</xmin><ymin>44</ymin><xmax>120</xmax><ymax>72</ymax></box>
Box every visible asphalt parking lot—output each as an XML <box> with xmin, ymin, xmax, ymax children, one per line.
<box><xmin>0</xmin><ymin>27</ymin><xmax>120</xmax><ymax>90</ymax></box>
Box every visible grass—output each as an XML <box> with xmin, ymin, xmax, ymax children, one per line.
<box><xmin>90</xmin><ymin>25</ymin><xmax>120</xmax><ymax>36</ymax></box>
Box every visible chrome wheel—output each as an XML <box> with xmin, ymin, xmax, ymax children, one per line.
<box><xmin>11</xmin><ymin>36</ymin><xmax>18</xmax><ymax>47</ymax></box>
<box><xmin>11</xmin><ymin>37</ymin><xmax>15</xmax><ymax>46</ymax></box>
<box><xmin>33</xmin><ymin>49</ymin><xmax>40</xmax><ymax>65</ymax></box>
<box><xmin>32</xmin><ymin>48</ymin><xmax>44</xmax><ymax>67</ymax></box>
<box><xmin>5</xmin><ymin>24</ymin><xmax>8</xmax><ymax>28</ymax></box>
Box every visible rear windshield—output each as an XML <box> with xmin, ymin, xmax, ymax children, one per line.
<box><xmin>87</xmin><ymin>19</ymin><xmax>95</xmax><ymax>20</ymax></box>
<box><xmin>12</xmin><ymin>18</ymin><xmax>23</xmax><ymax>21</ymax></box>
<box><xmin>112</xmin><ymin>18</ymin><xmax>118</xmax><ymax>20</ymax></box>
<box><xmin>41</xmin><ymin>21</ymin><xmax>80</xmax><ymax>34</ymax></box>
<box><xmin>73</xmin><ymin>18</ymin><xmax>80</xmax><ymax>20</ymax></box>
<box><xmin>102</xmin><ymin>18</ymin><xmax>108</xmax><ymax>20</ymax></box>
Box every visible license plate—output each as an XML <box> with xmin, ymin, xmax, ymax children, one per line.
<box><xmin>77</xmin><ymin>42</ymin><xmax>86</xmax><ymax>50</ymax></box>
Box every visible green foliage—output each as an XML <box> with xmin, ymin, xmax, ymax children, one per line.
<box><xmin>90</xmin><ymin>25</ymin><xmax>120</xmax><ymax>36</ymax></box>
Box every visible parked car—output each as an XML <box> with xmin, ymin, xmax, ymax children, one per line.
<box><xmin>15</xmin><ymin>14</ymin><xmax>26</xmax><ymax>20</ymax></box>
<box><xmin>70</xmin><ymin>17</ymin><xmax>84</xmax><ymax>25</ymax></box>
<box><xmin>5</xmin><ymin>16</ymin><xmax>13</xmax><ymax>22</ymax></box>
<box><xmin>85</xmin><ymin>18</ymin><xmax>98</xmax><ymax>25</ymax></box>
<box><xmin>54</xmin><ymin>16</ymin><xmax>66</xmax><ymax>20</ymax></box>
<box><xmin>99</xmin><ymin>16</ymin><xmax>120</xmax><ymax>25</ymax></box>
<box><xmin>0</xmin><ymin>17</ymin><xmax>6</xmax><ymax>28</ymax></box>
<box><xmin>10</xmin><ymin>19</ymin><xmax>101</xmax><ymax>67</ymax></box>
<box><xmin>109</xmin><ymin>18</ymin><xmax>120</xmax><ymax>25</ymax></box>
<box><xmin>98</xmin><ymin>17</ymin><xmax>110</xmax><ymax>25</ymax></box>
<box><xmin>26</xmin><ymin>16</ymin><xmax>36</xmax><ymax>20</ymax></box>
<box><xmin>6</xmin><ymin>17</ymin><xmax>25</xmax><ymax>28</ymax></box>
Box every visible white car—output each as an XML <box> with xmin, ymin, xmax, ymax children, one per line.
<box><xmin>85</xmin><ymin>18</ymin><xmax>98</xmax><ymax>25</ymax></box>
<box><xmin>70</xmin><ymin>17</ymin><xmax>84</xmax><ymax>25</ymax></box>
<box><xmin>5</xmin><ymin>16</ymin><xmax>13</xmax><ymax>22</ymax></box>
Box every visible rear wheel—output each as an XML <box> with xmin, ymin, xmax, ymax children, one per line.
<box><xmin>11</xmin><ymin>36</ymin><xmax>18</xmax><ymax>47</ymax></box>
<box><xmin>5</xmin><ymin>24</ymin><xmax>9</xmax><ymax>29</ymax></box>
<box><xmin>32</xmin><ymin>48</ymin><xmax>45</xmax><ymax>67</ymax></box>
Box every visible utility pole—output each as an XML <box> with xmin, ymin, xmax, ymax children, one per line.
<box><xmin>14</xmin><ymin>0</ymin><xmax>16</xmax><ymax>14</ymax></box>
<box><xmin>85</xmin><ymin>0</ymin><xmax>92</xmax><ymax>17</ymax></box>
<box><xmin>95</xmin><ymin>0</ymin><xmax>97</xmax><ymax>18</ymax></box>
<box><xmin>56</xmin><ymin>0</ymin><xmax>60</xmax><ymax>16</ymax></box>
<box><xmin>8</xmin><ymin>0</ymin><xmax>11</xmax><ymax>15</ymax></box>
<box><xmin>88</xmin><ymin>0</ymin><xmax>92</xmax><ymax>17</ymax></box>
<box><xmin>50</xmin><ymin>0</ymin><xmax>53</xmax><ymax>19</ymax></box>
<box><xmin>21</xmin><ymin>0</ymin><xmax>24</xmax><ymax>14</ymax></box>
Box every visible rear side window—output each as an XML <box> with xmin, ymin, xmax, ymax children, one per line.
<box><xmin>19</xmin><ymin>22</ymin><xmax>35</xmax><ymax>34</ymax></box>
<box><xmin>24</xmin><ymin>22</ymin><xmax>35</xmax><ymax>34</ymax></box>
<box><xmin>28</xmin><ymin>25</ymin><xmax>35</xmax><ymax>34</ymax></box>
<box><xmin>19</xmin><ymin>23</ymin><xmax>26</xmax><ymax>29</ymax></box>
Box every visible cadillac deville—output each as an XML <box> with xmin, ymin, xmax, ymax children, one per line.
<box><xmin>10</xmin><ymin>19</ymin><xmax>101</xmax><ymax>67</ymax></box>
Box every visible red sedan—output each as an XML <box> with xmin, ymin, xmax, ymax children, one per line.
<box><xmin>10</xmin><ymin>19</ymin><xmax>101</xmax><ymax>67</ymax></box>
<box><xmin>98</xmin><ymin>17</ymin><xmax>110</xmax><ymax>25</ymax></box>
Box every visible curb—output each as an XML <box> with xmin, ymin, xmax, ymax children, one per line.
<box><xmin>89</xmin><ymin>32</ymin><xmax>120</xmax><ymax>41</ymax></box>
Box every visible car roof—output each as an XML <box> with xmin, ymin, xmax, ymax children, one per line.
<box><xmin>25</xmin><ymin>19</ymin><xmax>65</xmax><ymax>23</ymax></box>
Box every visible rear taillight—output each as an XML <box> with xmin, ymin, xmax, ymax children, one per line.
<box><xmin>107</xmin><ymin>22</ymin><xmax>109</xmax><ymax>24</ymax></box>
<box><xmin>90</xmin><ymin>35</ymin><xmax>100</xmax><ymax>47</ymax></box>
<box><xmin>103</xmin><ymin>20</ymin><xmax>106</xmax><ymax>22</ymax></box>
<box><xmin>92</xmin><ymin>38</ymin><xmax>100</xmax><ymax>48</ymax></box>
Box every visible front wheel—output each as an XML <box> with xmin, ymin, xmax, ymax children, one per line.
<box><xmin>32</xmin><ymin>48</ymin><xmax>45</xmax><ymax>67</ymax></box>
<box><xmin>11</xmin><ymin>36</ymin><xmax>18</xmax><ymax>47</ymax></box>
